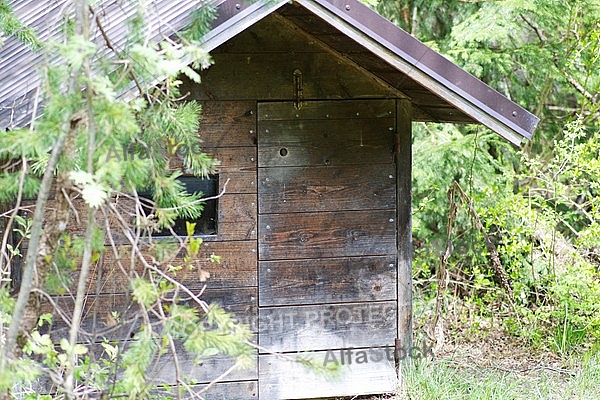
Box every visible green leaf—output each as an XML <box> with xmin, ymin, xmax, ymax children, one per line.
<box><xmin>131</xmin><ymin>278</ymin><xmax>159</xmax><ymax>308</ymax></box>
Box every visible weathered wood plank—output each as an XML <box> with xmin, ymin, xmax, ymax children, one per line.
<box><xmin>215</xmin><ymin>14</ymin><xmax>323</xmax><ymax>54</ymax></box>
<box><xmin>258</xmin><ymin>100</ymin><xmax>395</xmax><ymax>120</ymax></box>
<box><xmin>259</xmin><ymin>349</ymin><xmax>397</xmax><ymax>400</ymax></box>
<box><xmin>83</xmin><ymin>240</ymin><xmax>257</xmax><ymax>295</ymax></box>
<box><xmin>33</xmin><ymin>343</ymin><xmax>258</xmax><ymax>397</ymax></box>
<box><xmin>183</xmin><ymin>101</ymin><xmax>256</xmax><ymax>147</ymax></box>
<box><xmin>215</xmin><ymin>170</ymin><xmax>257</xmax><ymax>194</ymax></box>
<box><xmin>257</xmin><ymin>118</ymin><xmax>395</xmax><ymax>144</ymax></box>
<box><xmin>168</xmin><ymin>146</ymin><xmax>257</xmax><ymax>194</ymax></box>
<box><xmin>396</xmin><ymin>99</ymin><xmax>413</xmax><ymax>366</ymax></box>
<box><xmin>34</xmin><ymin>192</ymin><xmax>256</xmax><ymax>243</ymax></box>
<box><xmin>190</xmin><ymin>52</ymin><xmax>395</xmax><ymax>101</ymax></box>
<box><xmin>218</xmin><ymin>193</ymin><xmax>257</xmax><ymax>240</ymax></box>
<box><xmin>156</xmin><ymin>380</ymin><xmax>258</xmax><ymax>400</ymax></box>
<box><xmin>258</xmin><ymin>165</ymin><xmax>395</xmax><ymax>213</ymax></box>
<box><xmin>258</xmin><ymin>301</ymin><xmax>396</xmax><ymax>352</ymax></box>
<box><xmin>259</xmin><ymin>256</ymin><xmax>396</xmax><ymax>306</ymax></box>
<box><xmin>42</xmin><ymin>287</ymin><xmax>257</xmax><ymax>341</ymax></box>
<box><xmin>258</xmin><ymin>119</ymin><xmax>395</xmax><ymax>167</ymax></box>
<box><xmin>204</xmin><ymin>146</ymin><xmax>257</xmax><ymax>171</ymax></box>
<box><xmin>145</xmin><ymin>341</ymin><xmax>257</xmax><ymax>385</ymax></box>
<box><xmin>207</xmin><ymin>146</ymin><xmax>257</xmax><ymax>194</ymax></box>
<box><xmin>259</xmin><ymin>210</ymin><xmax>396</xmax><ymax>260</ymax></box>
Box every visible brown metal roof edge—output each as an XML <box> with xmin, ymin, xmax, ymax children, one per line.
<box><xmin>292</xmin><ymin>0</ymin><xmax>539</xmax><ymax>141</ymax></box>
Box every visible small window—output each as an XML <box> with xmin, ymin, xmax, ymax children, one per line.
<box><xmin>140</xmin><ymin>175</ymin><xmax>218</xmax><ymax>236</ymax></box>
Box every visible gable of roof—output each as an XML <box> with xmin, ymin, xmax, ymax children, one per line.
<box><xmin>0</xmin><ymin>0</ymin><xmax>538</xmax><ymax>144</ymax></box>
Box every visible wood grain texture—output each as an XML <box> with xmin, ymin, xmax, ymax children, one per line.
<box><xmin>258</xmin><ymin>301</ymin><xmax>396</xmax><ymax>352</ymax></box>
<box><xmin>204</xmin><ymin>146</ymin><xmax>257</xmax><ymax>171</ymax></box>
<box><xmin>258</xmin><ymin>255</ymin><xmax>396</xmax><ymax>306</ymax></box>
<box><xmin>208</xmin><ymin>146</ymin><xmax>257</xmax><ymax>194</ymax></box>
<box><xmin>217</xmin><ymin>193</ymin><xmax>257</xmax><ymax>240</ymax></box>
<box><xmin>184</xmin><ymin>101</ymin><xmax>256</xmax><ymax>147</ymax></box>
<box><xmin>396</xmin><ymin>99</ymin><xmax>413</xmax><ymax>365</ymax></box>
<box><xmin>169</xmin><ymin>146</ymin><xmax>257</xmax><ymax>194</ymax></box>
<box><xmin>259</xmin><ymin>349</ymin><xmax>397</xmax><ymax>400</ymax></box>
<box><xmin>214</xmin><ymin>14</ymin><xmax>324</xmax><ymax>54</ymax></box>
<box><xmin>258</xmin><ymin>119</ymin><xmax>395</xmax><ymax>167</ymax></box>
<box><xmin>258</xmin><ymin>165</ymin><xmax>395</xmax><ymax>213</ymax></box>
<box><xmin>34</xmin><ymin>345</ymin><xmax>258</xmax><ymax>397</ymax></box>
<box><xmin>42</xmin><ymin>287</ymin><xmax>257</xmax><ymax>341</ymax></box>
<box><xmin>195</xmin><ymin>52</ymin><xmax>395</xmax><ymax>101</ymax></box>
<box><xmin>36</xmin><ymin>192</ymin><xmax>257</xmax><ymax>243</ymax></box>
<box><xmin>83</xmin><ymin>240</ymin><xmax>257</xmax><ymax>295</ymax></box>
<box><xmin>258</xmin><ymin>100</ymin><xmax>395</xmax><ymax>121</ymax></box>
<box><xmin>145</xmin><ymin>342</ymin><xmax>257</xmax><ymax>385</ymax></box>
<box><xmin>259</xmin><ymin>210</ymin><xmax>396</xmax><ymax>261</ymax></box>
<box><xmin>156</xmin><ymin>380</ymin><xmax>258</xmax><ymax>399</ymax></box>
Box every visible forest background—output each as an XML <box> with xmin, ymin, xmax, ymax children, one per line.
<box><xmin>372</xmin><ymin>1</ymin><xmax>600</xmax><ymax>398</ymax></box>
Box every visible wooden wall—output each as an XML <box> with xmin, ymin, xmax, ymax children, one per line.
<box><xmin>181</xmin><ymin>14</ymin><xmax>402</xmax><ymax>399</ymax></box>
<box><xmin>20</xmin><ymin>100</ymin><xmax>259</xmax><ymax>398</ymax></box>
<box><xmin>22</xmin><ymin>11</ymin><xmax>405</xmax><ymax>399</ymax></box>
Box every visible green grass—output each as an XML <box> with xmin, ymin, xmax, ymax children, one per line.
<box><xmin>398</xmin><ymin>351</ymin><xmax>600</xmax><ymax>400</ymax></box>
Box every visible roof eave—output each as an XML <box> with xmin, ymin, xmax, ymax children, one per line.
<box><xmin>202</xmin><ymin>0</ymin><xmax>289</xmax><ymax>52</ymax></box>
<box><xmin>293</xmin><ymin>0</ymin><xmax>538</xmax><ymax>145</ymax></box>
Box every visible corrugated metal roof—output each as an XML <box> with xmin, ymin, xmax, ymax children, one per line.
<box><xmin>0</xmin><ymin>0</ymin><xmax>539</xmax><ymax>143</ymax></box>
<box><xmin>0</xmin><ymin>0</ymin><xmax>205</xmax><ymax>129</ymax></box>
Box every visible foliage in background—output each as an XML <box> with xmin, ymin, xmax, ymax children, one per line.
<box><xmin>370</xmin><ymin>0</ymin><xmax>600</xmax><ymax>354</ymax></box>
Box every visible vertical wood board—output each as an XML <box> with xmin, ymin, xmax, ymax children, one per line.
<box><xmin>396</xmin><ymin>99</ymin><xmax>413</xmax><ymax>360</ymax></box>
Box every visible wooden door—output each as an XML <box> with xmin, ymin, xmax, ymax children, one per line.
<box><xmin>257</xmin><ymin>100</ymin><xmax>399</xmax><ymax>399</ymax></box>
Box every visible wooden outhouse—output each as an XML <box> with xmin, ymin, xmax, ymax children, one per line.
<box><xmin>0</xmin><ymin>0</ymin><xmax>538</xmax><ymax>399</ymax></box>
<box><xmin>173</xmin><ymin>1</ymin><xmax>537</xmax><ymax>397</ymax></box>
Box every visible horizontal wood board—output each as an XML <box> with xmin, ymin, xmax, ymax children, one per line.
<box><xmin>258</xmin><ymin>165</ymin><xmax>395</xmax><ymax>213</ymax></box>
<box><xmin>73</xmin><ymin>240</ymin><xmax>257</xmax><ymax>295</ymax></box>
<box><xmin>258</xmin><ymin>301</ymin><xmax>396</xmax><ymax>352</ymax></box>
<box><xmin>259</xmin><ymin>349</ymin><xmax>397</xmax><ymax>400</ymax></box>
<box><xmin>258</xmin><ymin>99</ymin><xmax>395</xmax><ymax>120</ymax></box>
<box><xmin>258</xmin><ymin>209</ymin><xmax>395</xmax><ymax>261</ymax></box>
<box><xmin>181</xmin><ymin>15</ymin><xmax>396</xmax><ymax>101</ymax></box>
<box><xmin>258</xmin><ymin>120</ymin><xmax>395</xmax><ymax>167</ymax></box>
<box><xmin>155</xmin><ymin>380</ymin><xmax>258</xmax><ymax>399</ymax></box>
<box><xmin>42</xmin><ymin>288</ymin><xmax>257</xmax><ymax>342</ymax></box>
<box><xmin>259</xmin><ymin>255</ymin><xmax>396</xmax><ymax>306</ymax></box>
<box><xmin>32</xmin><ymin>342</ymin><xmax>257</xmax><ymax>395</ymax></box>
<box><xmin>23</xmin><ymin>192</ymin><xmax>256</xmax><ymax>244</ymax></box>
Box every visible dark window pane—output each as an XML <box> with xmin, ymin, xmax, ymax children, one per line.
<box><xmin>140</xmin><ymin>175</ymin><xmax>218</xmax><ymax>236</ymax></box>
